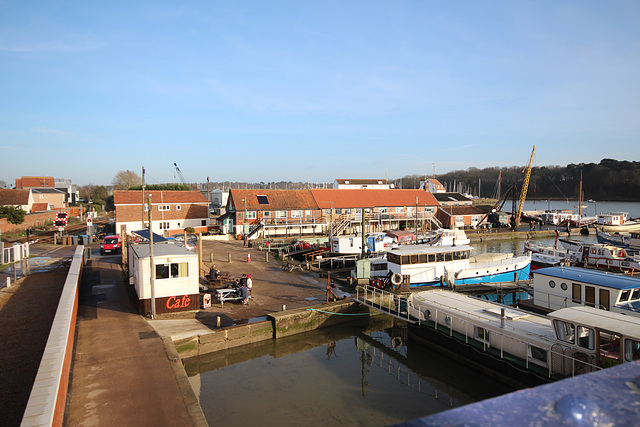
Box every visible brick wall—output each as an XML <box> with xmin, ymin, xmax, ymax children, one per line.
<box><xmin>0</xmin><ymin>207</ymin><xmax>85</xmax><ymax>234</ymax></box>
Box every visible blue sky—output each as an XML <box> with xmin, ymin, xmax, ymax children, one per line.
<box><xmin>1</xmin><ymin>1</ymin><xmax>639</xmax><ymax>187</ymax></box>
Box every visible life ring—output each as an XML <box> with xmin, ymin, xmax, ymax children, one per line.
<box><xmin>391</xmin><ymin>337</ymin><xmax>403</xmax><ymax>348</ymax></box>
<box><xmin>371</xmin><ymin>279</ymin><xmax>384</xmax><ymax>289</ymax></box>
<box><xmin>391</xmin><ymin>273</ymin><xmax>403</xmax><ymax>286</ymax></box>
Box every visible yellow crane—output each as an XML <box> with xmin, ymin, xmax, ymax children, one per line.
<box><xmin>513</xmin><ymin>145</ymin><xmax>536</xmax><ymax>227</ymax></box>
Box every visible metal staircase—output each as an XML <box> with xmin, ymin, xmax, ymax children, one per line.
<box><xmin>330</xmin><ymin>215</ymin><xmax>351</xmax><ymax>236</ymax></box>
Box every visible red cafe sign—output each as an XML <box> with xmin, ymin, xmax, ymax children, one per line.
<box><xmin>166</xmin><ymin>295</ymin><xmax>191</xmax><ymax>310</ymax></box>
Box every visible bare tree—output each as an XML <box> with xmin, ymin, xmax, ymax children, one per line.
<box><xmin>112</xmin><ymin>170</ymin><xmax>142</xmax><ymax>190</ymax></box>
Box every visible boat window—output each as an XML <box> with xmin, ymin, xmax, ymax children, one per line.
<box><xmin>418</xmin><ymin>254</ymin><xmax>428</xmax><ymax>263</ymax></box>
<box><xmin>561</xmin><ymin>282</ymin><xmax>568</xmax><ymax>291</ymax></box>
<box><xmin>445</xmin><ymin>252</ymin><xmax>453</xmax><ymax>261</ymax></box>
<box><xmin>585</xmin><ymin>286</ymin><xmax>595</xmax><ymax>307</ymax></box>
<box><xmin>624</xmin><ymin>339</ymin><xmax>640</xmax><ymax>362</ymax></box>
<box><xmin>474</xmin><ymin>326</ymin><xmax>490</xmax><ymax>343</ymax></box>
<box><xmin>462</xmin><ymin>251</ymin><xmax>469</xmax><ymax>259</ymax></box>
<box><xmin>528</xmin><ymin>345</ymin><xmax>548</xmax><ymax>364</ymax></box>
<box><xmin>428</xmin><ymin>254</ymin><xmax>435</xmax><ymax>263</ymax></box>
<box><xmin>572</xmin><ymin>283</ymin><xmax>581</xmax><ymax>303</ymax></box>
<box><xmin>387</xmin><ymin>253</ymin><xmax>400</xmax><ymax>265</ymax></box>
<box><xmin>577</xmin><ymin>326</ymin><xmax>595</xmax><ymax>350</ymax></box>
<box><xmin>632</xmin><ymin>289</ymin><xmax>640</xmax><ymax>300</ymax></box>
<box><xmin>436</xmin><ymin>253</ymin><xmax>444</xmax><ymax>262</ymax></box>
<box><xmin>553</xmin><ymin>320</ymin><xmax>575</xmax><ymax>344</ymax></box>
<box><xmin>401</xmin><ymin>255</ymin><xmax>411</xmax><ymax>265</ymax></box>
<box><xmin>620</xmin><ymin>290</ymin><xmax>631</xmax><ymax>302</ymax></box>
<box><xmin>549</xmin><ymin>280</ymin><xmax>556</xmax><ymax>288</ymax></box>
<box><xmin>410</xmin><ymin>255</ymin><xmax>419</xmax><ymax>264</ymax></box>
<box><xmin>372</xmin><ymin>263</ymin><xmax>387</xmax><ymax>271</ymax></box>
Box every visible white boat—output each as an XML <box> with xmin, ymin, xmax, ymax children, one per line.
<box><xmin>385</xmin><ymin>244</ymin><xmax>530</xmax><ymax>287</ymax></box>
<box><xmin>595</xmin><ymin>229</ymin><xmax>640</xmax><ymax>253</ymax></box>
<box><xmin>418</xmin><ymin>228</ymin><xmax>470</xmax><ymax>246</ymax></box>
<box><xmin>558</xmin><ymin>241</ymin><xmax>640</xmax><ymax>272</ymax></box>
<box><xmin>528</xmin><ymin>266</ymin><xmax>640</xmax><ymax>317</ymax></box>
<box><xmin>597</xmin><ymin>212</ymin><xmax>640</xmax><ymax>233</ymax></box>
<box><xmin>356</xmin><ymin>288</ymin><xmax>640</xmax><ymax>383</ymax></box>
<box><xmin>523</xmin><ymin>240</ymin><xmax>578</xmax><ymax>269</ymax></box>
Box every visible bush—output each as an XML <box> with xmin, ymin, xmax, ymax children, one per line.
<box><xmin>0</xmin><ymin>206</ymin><xmax>26</xmax><ymax>225</ymax></box>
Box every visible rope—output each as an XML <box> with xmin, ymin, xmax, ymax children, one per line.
<box><xmin>305</xmin><ymin>308</ymin><xmax>370</xmax><ymax>316</ymax></box>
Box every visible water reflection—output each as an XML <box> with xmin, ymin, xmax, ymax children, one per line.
<box><xmin>186</xmin><ymin>317</ymin><xmax>517</xmax><ymax>426</ymax></box>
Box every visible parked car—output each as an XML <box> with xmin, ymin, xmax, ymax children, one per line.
<box><xmin>100</xmin><ymin>235</ymin><xmax>121</xmax><ymax>255</ymax></box>
<box><xmin>171</xmin><ymin>233</ymin><xmax>198</xmax><ymax>250</ymax></box>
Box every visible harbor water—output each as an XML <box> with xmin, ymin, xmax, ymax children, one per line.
<box><xmin>185</xmin><ymin>317</ymin><xmax>518</xmax><ymax>426</ymax></box>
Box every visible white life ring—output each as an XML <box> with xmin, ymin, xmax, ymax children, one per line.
<box><xmin>391</xmin><ymin>273</ymin><xmax>403</xmax><ymax>286</ymax></box>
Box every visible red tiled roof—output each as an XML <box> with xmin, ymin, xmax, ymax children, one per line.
<box><xmin>0</xmin><ymin>189</ymin><xmax>31</xmax><ymax>205</ymax></box>
<box><xmin>310</xmin><ymin>189</ymin><xmax>438</xmax><ymax>209</ymax></box>
<box><xmin>114</xmin><ymin>190</ymin><xmax>210</xmax><ymax>205</ymax></box>
<box><xmin>16</xmin><ymin>176</ymin><xmax>55</xmax><ymax>188</ymax></box>
<box><xmin>229</xmin><ymin>189</ymin><xmax>318</xmax><ymax>210</ymax></box>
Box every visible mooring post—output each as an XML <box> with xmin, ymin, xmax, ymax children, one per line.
<box><xmin>6</xmin><ymin>277</ymin><xmax>10</xmax><ymax>288</ymax></box>
<box><xmin>216</xmin><ymin>316</ymin><xmax>221</xmax><ymax>328</ymax></box>
<box><xmin>265</xmin><ymin>251</ymin><xmax>269</xmax><ymax>262</ymax></box>
<box><xmin>228</xmin><ymin>252</ymin><xmax>231</xmax><ymax>263</ymax></box>
<box><xmin>210</xmin><ymin>252</ymin><xmax>213</xmax><ymax>263</ymax></box>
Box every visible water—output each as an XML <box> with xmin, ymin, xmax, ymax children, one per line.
<box><xmin>186</xmin><ymin>318</ymin><xmax>517</xmax><ymax>426</ymax></box>
<box><xmin>522</xmin><ymin>199</ymin><xmax>640</xmax><ymax>219</ymax></box>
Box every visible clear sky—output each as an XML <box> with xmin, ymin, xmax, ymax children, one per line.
<box><xmin>1</xmin><ymin>1</ymin><xmax>639</xmax><ymax>187</ymax></box>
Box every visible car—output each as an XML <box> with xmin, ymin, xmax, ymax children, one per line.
<box><xmin>171</xmin><ymin>233</ymin><xmax>198</xmax><ymax>250</ymax></box>
<box><xmin>100</xmin><ymin>235</ymin><xmax>122</xmax><ymax>255</ymax></box>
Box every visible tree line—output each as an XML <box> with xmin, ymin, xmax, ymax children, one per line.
<box><xmin>393</xmin><ymin>159</ymin><xmax>640</xmax><ymax>201</ymax></box>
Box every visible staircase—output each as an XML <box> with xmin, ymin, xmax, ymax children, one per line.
<box><xmin>247</xmin><ymin>221</ymin><xmax>264</xmax><ymax>239</ymax></box>
<box><xmin>331</xmin><ymin>215</ymin><xmax>351</xmax><ymax>236</ymax></box>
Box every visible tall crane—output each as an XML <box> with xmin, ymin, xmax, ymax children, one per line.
<box><xmin>513</xmin><ymin>145</ymin><xmax>536</xmax><ymax>227</ymax></box>
<box><xmin>174</xmin><ymin>163</ymin><xmax>187</xmax><ymax>185</ymax></box>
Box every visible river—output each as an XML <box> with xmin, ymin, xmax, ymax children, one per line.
<box><xmin>185</xmin><ymin>317</ymin><xmax>518</xmax><ymax>426</ymax></box>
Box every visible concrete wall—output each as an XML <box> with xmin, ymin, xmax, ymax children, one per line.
<box><xmin>21</xmin><ymin>246</ymin><xmax>84</xmax><ymax>426</ymax></box>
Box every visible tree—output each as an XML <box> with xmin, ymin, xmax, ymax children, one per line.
<box><xmin>112</xmin><ymin>170</ymin><xmax>142</xmax><ymax>190</ymax></box>
<box><xmin>79</xmin><ymin>184</ymin><xmax>96</xmax><ymax>201</ymax></box>
<box><xmin>0</xmin><ymin>206</ymin><xmax>26</xmax><ymax>225</ymax></box>
<box><xmin>94</xmin><ymin>185</ymin><xmax>109</xmax><ymax>202</ymax></box>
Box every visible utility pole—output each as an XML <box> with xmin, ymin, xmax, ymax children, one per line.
<box><xmin>148</xmin><ymin>196</ymin><xmax>156</xmax><ymax>318</ymax></box>
<box><xmin>141</xmin><ymin>166</ymin><xmax>146</xmax><ymax>229</ymax></box>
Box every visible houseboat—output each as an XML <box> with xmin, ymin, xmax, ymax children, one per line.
<box><xmin>595</xmin><ymin>228</ymin><xmax>640</xmax><ymax>253</ymax></box>
<box><xmin>524</xmin><ymin>240</ymin><xmax>576</xmax><ymax>270</ymax></box>
<box><xmin>330</xmin><ymin>235</ymin><xmax>363</xmax><ymax>255</ymax></box>
<box><xmin>527</xmin><ymin>266</ymin><xmax>640</xmax><ymax>317</ymax></box>
<box><xmin>400</xmin><ymin>290</ymin><xmax>640</xmax><ymax>384</ymax></box>
<box><xmin>385</xmin><ymin>244</ymin><xmax>530</xmax><ymax>287</ymax></box>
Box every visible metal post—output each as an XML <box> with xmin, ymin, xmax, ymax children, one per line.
<box><xmin>148</xmin><ymin>196</ymin><xmax>156</xmax><ymax>319</ymax></box>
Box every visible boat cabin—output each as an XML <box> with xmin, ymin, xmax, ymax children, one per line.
<box><xmin>597</xmin><ymin>212</ymin><xmax>629</xmax><ymax>226</ymax></box>
<box><xmin>549</xmin><ymin>306</ymin><xmax>640</xmax><ymax>367</ymax></box>
<box><xmin>387</xmin><ymin>244</ymin><xmax>472</xmax><ymax>286</ymax></box>
<box><xmin>532</xmin><ymin>266</ymin><xmax>640</xmax><ymax>317</ymax></box>
<box><xmin>365</xmin><ymin>232</ymin><xmax>394</xmax><ymax>253</ymax></box>
<box><xmin>330</xmin><ymin>235</ymin><xmax>363</xmax><ymax>254</ymax></box>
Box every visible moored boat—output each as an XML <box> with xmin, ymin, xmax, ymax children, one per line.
<box><xmin>385</xmin><ymin>244</ymin><xmax>530</xmax><ymax>287</ymax></box>
<box><xmin>597</xmin><ymin>212</ymin><xmax>640</xmax><ymax>233</ymax></box>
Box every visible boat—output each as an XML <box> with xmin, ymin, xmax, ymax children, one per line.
<box><xmin>356</xmin><ymin>287</ymin><xmax>640</xmax><ymax>385</ymax></box>
<box><xmin>418</xmin><ymin>228</ymin><xmax>470</xmax><ymax>246</ymax></box>
<box><xmin>596</xmin><ymin>212</ymin><xmax>640</xmax><ymax>233</ymax></box>
<box><xmin>523</xmin><ymin>240</ymin><xmax>577</xmax><ymax>269</ymax></box>
<box><xmin>385</xmin><ymin>244</ymin><xmax>531</xmax><ymax>287</ymax></box>
<box><xmin>595</xmin><ymin>228</ymin><xmax>640</xmax><ymax>253</ymax></box>
<box><xmin>524</xmin><ymin>266</ymin><xmax>640</xmax><ymax>317</ymax></box>
<box><xmin>558</xmin><ymin>240</ymin><xmax>640</xmax><ymax>273</ymax></box>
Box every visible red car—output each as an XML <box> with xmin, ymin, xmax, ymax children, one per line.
<box><xmin>100</xmin><ymin>235</ymin><xmax>121</xmax><ymax>255</ymax></box>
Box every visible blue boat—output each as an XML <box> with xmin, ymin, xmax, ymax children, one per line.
<box><xmin>385</xmin><ymin>244</ymin><xmax>531</xmax><ymax>288</ymax></box>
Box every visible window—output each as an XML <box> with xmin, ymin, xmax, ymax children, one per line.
<box><xmin>379</xmin><ymin>207</ymin><xmax>388</xmax><ymax>213</ymax></box>
<box><xmin>561</xmin><ymin>282</ymin><xmax>568</xmax><ymax>291</ymax></box>
<box><xmin>158</xmin><ymin>205</ymin><xmax>170</xmax><ymax>211</ymax></box>
<box><xmin>264</xmin><ymin>211</ymin><xmax>271</xmax><ymax>217</ymax></box>
<box><xmin>396</xmin><ymin>207</ymin><xmax>404</xmax><ymax>213</ymax></box>
<box><xmin>201</xmin><ymin>220</ymin><xmax>206</xmax><ymax>226</ymax></box>
<box><xmin>624</xmin><ymin>339</ymin><xmax>640</xmax><ymax>362</ymax></box>
<box><xmin>620</xmin><ymin>290</ymin><xmax>631</xmax><ymax>302</ymax></box>
<box><xmin>474</xmin><ymin>326</ymin><xmax>490</xmax><ymax>343</ymax></box>
<box><xmin>257</xmin><ymin>195</ymin><xmax>269</xmax><ymax>205</ymax></box>
<box><xmin>632</xmin><ymin>289</ymin><xmax>640</xmax><ymax>300</ymax></box>
<box><xmin>324</xmin><ymin>209</ymin><xmax>331</xmax><ymax>215</ymax></box>
<box><xmin>554</xmin><ymin>320</ymin><xmax>575</xmax><ymax>343</ymax></box>
<box><xmin>528</xmin><ymin>345</ymin><xmax>548</xmax><ymax>363</ymax></box>
<box><xmin>549</xmin><ymin>280</ymin><xmax>556</xmax><ymax>288</ymax></box>
<box><xmin>577</xmin><ymin>326</ymin><xmax>595</xmax><ymax>350</ymax></box>
<box><xmin>599</xmin><ymin>289</ymin><xmax>610</xmax><ymax>310</ymax></box>
<box><xmin>276</xmin><ymin>211</ymin><xmax>287</xmax><ymax>218</ymax></box>
<box><xmin>572</xmin><ymin>283</ymin><xmax>582</xmax><ymax>304</ymax></box>
<box><xmin>176</xmin><ymin>205</ymin><xmax>181</xmax><ymax>210</ymax></box>
<box><xmin>585</xmin><ymin>286</ymin><xmax>595</xmax><ymax>307</ymax></box>
<box><xmin>158</xmin><ymin>221</ymin><xmax>170</xmax><ymax>229</ymax></box>
<box><xmin>343</xmin><ymin>209</ymin><xmax>351</xmax><ymax>214</ymax></box>
<box><xmin>291</xmin><ymin>210</ymin><xmax>302</xmax><ymax>218</ymax></box>
<box><xmin>335</xmin><ymin>208</ymin><xmax>342</xmax><ymax>214</ymax></box>
<box><xmin>246</xmin><ymin>211</ymin><xmax>257</xmax><ymax>219</ymax></box>
<box><xmin>155</xmin><ymin>262</ymin><xmax>189</xmax><ymax>279</ymax></box>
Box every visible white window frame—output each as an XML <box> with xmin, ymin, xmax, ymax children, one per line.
<box><xmin>247</xmin><ymin>211</ymin><xmax>257</xmax><ymax>220</ymax></box>
<box><xmin>276</xmin><ymin>210</ymin><xmax>287</xmax><ymax>218</ymax></box>
<box><xmin>291</xmin><ymin>210</ymin><xmax>303</xmax><ymax>218</ymax></box>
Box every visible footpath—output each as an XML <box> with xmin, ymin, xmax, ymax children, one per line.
<box><xmin>65</xmin><ymin>255</ymin><xmax>206</xmax><ymax>426</ymax></box>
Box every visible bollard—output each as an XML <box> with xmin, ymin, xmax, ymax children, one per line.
<box><xmin>265</xmin><ymin>251</ymin><xmax>269</xmax><ymax>262</ymax></box>
<box><xmin>247</xmin><ymin>253</ymin><xmax>251</xmax><ymax>263</ymax></box>
<box><xmin>282</xmin><ymin>304</ymin><xmax>286</xmax><ymax>311</ymax></box>
<box><xmin>6</xmin><ymin>277</ymin><xmax>10</xmax><ymax>288</ymax></box>
<box><xmin>216</xmin><ymin>316</ymin><xmax>221</xmax><ymax>328</ymax></box>
<box><xmin>228</xmin><ymin>252</ymin><xmax>231</xmax><ymax>263</ymax></box>
<box><xmin>210</xmin><ymin>253</ymin><xmax>214</xmax><ymax>263</ymax></box>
